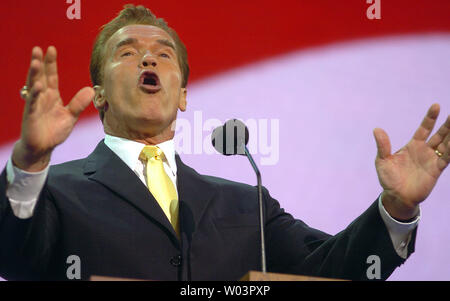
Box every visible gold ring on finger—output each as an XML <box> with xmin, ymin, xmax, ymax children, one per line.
<box><xmin>435</xmin><ymin>149</ymin><xmax>443</xmax><ymax>158</ymax></box>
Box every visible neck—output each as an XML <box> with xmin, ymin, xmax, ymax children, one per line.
<box><xmin>103</xmin><ymin>121</ymin><xmax>175</xmax><ymax>145</ymax></box>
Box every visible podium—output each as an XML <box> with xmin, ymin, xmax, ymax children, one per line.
<box><xmin>90</xmin><ymin>271</ymin><xmax>345</xmax><ymax>281</ymax></box>
<box><xmin>239</xmin><ymin>271</ymin><xmax>345</xmax><ymax>281</ymax></box>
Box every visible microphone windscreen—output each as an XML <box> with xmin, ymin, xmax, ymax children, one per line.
<box><xmin>211</xmin><ymin>119</ymin><xmax>249</xmax><ymax>155</ymax></box>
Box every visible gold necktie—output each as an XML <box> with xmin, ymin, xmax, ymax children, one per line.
<box><xmin>139</xmin><ymin>145</ymin><xmax>179</xmax><ymax>236</ymax></box>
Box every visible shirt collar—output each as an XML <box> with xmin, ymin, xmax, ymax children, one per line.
<box><xmin>104</xmin><ymin>134</ymin><xmax>177</xmax><ymax>176</ymax></box>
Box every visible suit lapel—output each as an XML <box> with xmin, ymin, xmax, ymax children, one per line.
<box><xmin>83</xmin><ymin>140</ymin><xmax>179</xmax><ymax>243</ymax></box>
<box><xmin>175</xmin><ymin>155</ymin><xmax>217</xmax><ymax>238</ymax></box>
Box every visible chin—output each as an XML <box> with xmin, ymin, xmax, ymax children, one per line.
<box><xmin>139</xmin><ymin>113</ymin><xmax>176</xmax><ymax>129</ymax></box>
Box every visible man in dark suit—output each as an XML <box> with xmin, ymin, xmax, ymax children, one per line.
<box><xmin>1</xmin><ymin>5</ymin><xmax>449</xmax><ymax>281</ymax></box>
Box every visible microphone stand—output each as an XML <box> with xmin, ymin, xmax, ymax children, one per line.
<box><xmin>244</xmin><ymin>146</ymin><xmax>267</xmax><ymax>273</ymax></box>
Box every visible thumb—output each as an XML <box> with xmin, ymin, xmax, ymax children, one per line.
<box><xmin>67</xmin><ymin>87</ymin><xmax>95</xmax><ymax>118</ymax></box>
<box><xmin>373</xmin><ymin>128</ymin><xmax>392</xmax><ymax>159</ymax></box>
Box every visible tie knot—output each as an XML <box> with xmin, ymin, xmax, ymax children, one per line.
<box><xmin>140</xmin><ymin>145</ymin><xmax>163</xmax><ymax>161</ymax></box>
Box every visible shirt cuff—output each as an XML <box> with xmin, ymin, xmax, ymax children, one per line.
<box><xmin>378</xmin><ymin>194</ymin><xmax>420</xmax><ymax>259</ymax></box>
<box><xmin>5</xmin><ymin>157</ymin><xmax>49</xmax><ymax>219</ymax></box>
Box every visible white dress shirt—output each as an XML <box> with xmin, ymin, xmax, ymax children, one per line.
<box><xmin>103</xmin><ymin>134</ymin><xmax>178</xmax><ymax>191</ymax></box>
<box><xmin>5</xmin><ymin>135</ymin><xmax>419</xmax><ymax>258</ymax></box>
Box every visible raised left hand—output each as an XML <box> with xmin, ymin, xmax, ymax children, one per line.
<box><xmin>373</xmin><ymin>104</ymin><xmax>449</xmax><ymax>221</ymax></box>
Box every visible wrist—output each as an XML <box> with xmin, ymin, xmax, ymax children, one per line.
<box><xmin>381</xmin><ymin>191</ymin><xmax>420</xmax><ymax>222</ymax></box>
<box><xmin>12</xmin><ymin>140</ymin><xmax>52</xmax><ymax>172</ymax></box>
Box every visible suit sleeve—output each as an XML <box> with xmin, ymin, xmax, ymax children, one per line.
<box><xmin>264</xmin><ymin>187</ymin><xmax>416</xmax><ymax>280</ymax></box>
<box><xmin>0</xmin><ymin>166</ymin><xmax>60</xmax><ymax>280</ymax></box>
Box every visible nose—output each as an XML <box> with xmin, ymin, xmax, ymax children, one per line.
<box><xmin>140</xmin><ymin>54</ymin><xmax>157</xmax><ymax>68</ymax></box>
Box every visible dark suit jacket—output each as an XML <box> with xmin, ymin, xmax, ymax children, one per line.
<box><xmin>0</xmin><ymin>140</ymin><xmax>416</xmax><ymax>280</ymax></box>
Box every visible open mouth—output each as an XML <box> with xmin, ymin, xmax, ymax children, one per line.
<box><xmin>138</xmin><ymin>71</ymin><xmax>161</xmax><ymax>93</ymax></box>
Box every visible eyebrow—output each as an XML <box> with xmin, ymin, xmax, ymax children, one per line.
<box><xmin>114</xmin><ymin>38</ymin><xmax>176</xmax><ymax>53</ymax></box>
<box><xmin>156</xmin><ymin>39</ymin><xmax>176</xmax><ymax>51</ymax></box>
<box><xmin>114</xmin><ymin>37</ymin><xmax>138</xmax><ymax>52</ymax></box>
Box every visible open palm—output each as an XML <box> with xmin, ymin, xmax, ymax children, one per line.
<box><xmin>374</xmin><ymin>104</ymin><xmax>449</xmax><ymax>217</ymax></box>
<box><xmin>15</xmin><ymin>46</ymin><xmax>94</xmax><ymax>170</ymax></box>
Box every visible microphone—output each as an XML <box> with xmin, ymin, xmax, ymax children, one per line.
<box><xmin>211</xmin><ymin>119</ymin><xmax>249</xmax><ymax>156</ymax></box>
<box><xmin>211</xmin><ymin>119</ymin><xmax>267</xmax><ymax>273</ymax></box>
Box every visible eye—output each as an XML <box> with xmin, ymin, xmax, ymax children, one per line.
<box><xmin>160</xmin><ymin>53</ymin><xmax>170</xmax><ymax>58</ymax></box>
<box><xmin>121</xmin><ymin>51</ymin><xmax>134</xmax><ymax>57</ymax></box>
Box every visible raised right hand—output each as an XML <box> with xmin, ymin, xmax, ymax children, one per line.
<box><xmin>12</xmin><ymin>46</ymin><xmax>95</xmax><ymax>172</ymax></box>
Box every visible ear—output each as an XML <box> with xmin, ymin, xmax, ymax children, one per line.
<box><xmin>93</xmin><ymin>85</ymin><xmax>107</xmax><ymax>111</ymax></box>
<box><xmin>178</xmin><ymin>88</ymin><xmax>187</xmax><ymax>112</ymax></box>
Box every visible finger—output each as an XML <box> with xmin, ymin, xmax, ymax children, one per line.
<box><xmin>413</xmin><ymin>104</ymin><xmax>440</xmax><ymax>141</ymax></box>
<box><xmin>427</xmin><ymin>115</ymin><xmax>450</xmax><ymax>149</ymax></box>
<box><xmin>437</xmin><ymin>140</ymin><xmax>450</xmax><ymax>172</ymax></box>
<box><xmin>26</xmin><ymin>81</ymin><xmax>44</xmax><ymax>111</ymax></box>
<box><xmin>435</xmin><ymin>130</ymin><xmax>449</xmax><ymax>154</ymax></box>
<box><xmin>26</xmin><ymin>47</ymin><xmax>44</xmax><ymax>88</ymax></box>
<box><xmin>67</xmin><ymin>87</ymin><xmax>95</xmax><ymax>118</ymax></box>
<box><xmin>44</xmin><ymin>46</ymin><xmax>58</xmax><ymax>89</ymax></box>
<box><xmin>373</xmin><ymin>128</ymin><xmax>392</xmax><ymax>159</ymax></box>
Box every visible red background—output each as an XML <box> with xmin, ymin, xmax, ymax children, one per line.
<box><xmin>1</xmin><ymin>0</ymin><xmax>450</xmax><ymax>144</ymax></box>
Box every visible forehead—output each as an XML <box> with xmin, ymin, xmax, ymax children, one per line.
<box><xmin>107</xmin><ymin>24</ymin><xmax>174</xmax><ymax>48</ymax></box>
